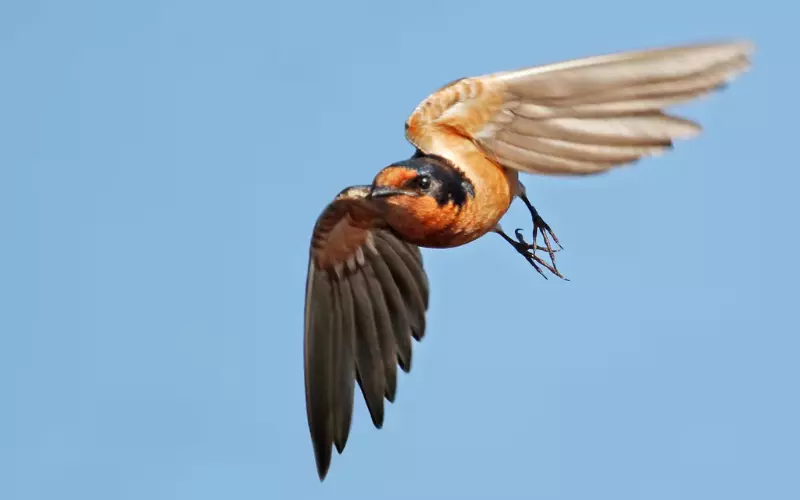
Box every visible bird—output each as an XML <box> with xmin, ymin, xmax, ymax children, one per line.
<box><xmin>303</xmin><ymin>40</ymin><xmax>753</xmax><ymax>480</ymax></box>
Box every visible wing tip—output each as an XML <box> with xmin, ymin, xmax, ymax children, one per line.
<box><xmin>313</xmin><ymin>438</ymin><xmax>333</xmax><ymax>481</ymax></box>
<box><xmin>334</xmin><ymin>433</ymin><xmax>349</xmax><ymax>455</ymax></box>
<box><xmin>398</xmin><ymin>354</ymin><xmax>412</xmax><ymax>373</ymax></box>
<box><xmin>641</xmin><ymin>38</ymin><xmax>757</xmax><ymax>59</ymax></box>
<box><xmin>692</xmin><ymin>38</ymin><xmax>754</xmax><ymax>52</ymax></box>
<box><xmin>723</xmin><ymin>38</ymin><xmax>756</xmax><ymax>55</ymax></box>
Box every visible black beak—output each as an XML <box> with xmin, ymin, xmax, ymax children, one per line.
<box><xmin>368</xmin><ymin>186</ymin><xmax>417</xmax><ymax>199</ymax></box>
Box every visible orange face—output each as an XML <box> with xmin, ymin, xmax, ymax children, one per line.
<box><xmin>369</xmin><ymin>160</ymin><xmax>473</xmax><ymax>247</ymax></box>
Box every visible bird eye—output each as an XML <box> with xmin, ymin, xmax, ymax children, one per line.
<box><xmin>414</xmin><ymin>175</ymin><xmax>431</xmax><ymax>190</ymax></box>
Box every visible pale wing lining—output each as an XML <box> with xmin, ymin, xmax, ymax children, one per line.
<box><xmin>478</xmin><ymin>41</ymin><xmax>754</xmax><ymax>175</ymax></box>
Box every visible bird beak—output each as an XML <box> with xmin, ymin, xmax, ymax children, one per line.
<box><xmin>368</xmin><ymin>185</ymin><xmax>417</xmax><ymax>199</ymax></box>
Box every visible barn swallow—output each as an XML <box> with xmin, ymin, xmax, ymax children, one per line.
<box><xmin>303</xmin><ymin>40</ymin><xmax>753</xmax><ymax>480</ymax></box>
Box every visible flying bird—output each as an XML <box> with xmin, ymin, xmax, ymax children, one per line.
<box><xmin>303</xmin><ymin>40</ymin><xmax>753</xmax><ymax>480</ymax></box>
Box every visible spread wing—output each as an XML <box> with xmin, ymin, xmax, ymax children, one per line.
<box><xmin>405</xmin><ymin>40</ymin><xmax>754</xmax><ymax>176</ymax></box>
<box><xmin>304</xmin><ymin>186</ymin><xmax>430</xmax><ymax>480</ymax></box>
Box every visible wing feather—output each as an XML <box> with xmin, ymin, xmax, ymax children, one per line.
<box><xmin>361</xmin><ymin>264</ymin><xmax>399</xmax><ymax>402</ymax></box>
<box><xmin>303</xmin><ymin>264</ymin><xmax>336</xmax><ymax>478</ymax></box>
<box><xmin>372</xmin><ymin>234</ymin><xmax>428</xmax><ymax>341</ymax></box>
<box><xmin>350</xmin><ymin>268</ymin><xmax>386</xmax><ymax>428</ymax></box>
<box><xmin>304</xmin><ymin>186</ymin><xmax>430</xmax><ymax>480</ymax></box>
<box><xmin>405</xmin><ymin>40</ymin><xmax>753</xmax><ymax>176</ymax></box>
<box><xmin>505</xmin><ymin>113</ymin><xmax>700</xmax><ymax>145</ymax></box>
<box><xmin>498</xmin><ymin>130</ymin><xmax>666</xmax><ymax>163</ymax></box>
<box><xmin>364</xmin><ymin>244</ymin><xmax>414</xmax><ymax>373</ymax></box>
<box><xmin>379</xmin><ymin>234</ymin><xmax>430</xmax><ymax>309</ymax></box>
<box><xmin>333</xmin><ymin>278</ymin><xmax>355</xmax><ymax>454</ymax></box>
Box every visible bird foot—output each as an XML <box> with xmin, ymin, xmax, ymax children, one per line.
<box><xmin>508</xmin><ymin>190</ymin><xmax>568</xmax><ymax>280</ymax></box>
<box><xmin>496</xmin><ymin>227</ymin><xmax>568</xmax><ymax>281</ymax></box>
<box><xmin>531</xmin><ymin>212</ymin><xmax>563</xmax><ymax>267</ymax></box>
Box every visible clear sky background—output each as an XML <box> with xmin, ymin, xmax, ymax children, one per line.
<box><xmin>2</xmin><ymin>1</ymin><xmax>798</xmax><ymax>499</ymax></box>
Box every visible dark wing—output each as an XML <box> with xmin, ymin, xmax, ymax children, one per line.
<box><xmin>303</xmin><ymin>185</ymin><xmax>430</xmax><ymax>481</ymax></box>
<box><xmin>406</xmin><ymin>40</ymin><xmax>753</xmax><ymax>176</ymax></box>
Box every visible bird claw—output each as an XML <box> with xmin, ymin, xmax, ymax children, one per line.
<box><xmin>496</xmin><ymin>191</ymin><xmax>568</xmax><ymax>280</ymax></box>
<box><xmin>531</xmin><ymin>214</ymin><xmax>565</xmax><ymax>277</ymax></box>
<box><xmin>512</xmin><ymin>228</ymin><xmax>561</xmax><ymax>254</ymax></box>
<box><xmin>510</xmin><ymin>227</ymin><xmax>568</xmax><ymax>281</ymax></box>
<box><xmin>496</xmin><ymin>225</ymin><xmax>567</xmax><ymax>281</ymax></box>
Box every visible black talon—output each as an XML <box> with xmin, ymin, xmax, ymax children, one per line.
<box><xmin>517</xmin><ymin>191</ymin><xmax>566</xmax><ymax>279</ymax></box>
<box><xmin>493</xmin><ymin>189</ymin><xmax>568</xmax><ymax>280</ymax></box>
<box><xmin>511</xmin><ymin>228</ymin><xmax>561</xmax><ymax>253</ymax></box>
<box><xmin>495</xmin><ymin>227</ymin><xmax>567</xmax><ymax>281</ymax></box>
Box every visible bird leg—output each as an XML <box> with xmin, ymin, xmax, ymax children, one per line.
<box><xmin>494</xmin><ymin>181</ymin><xmax>567</xmax><ymax>279</ymax></box>
<box><xmin>518</xmin><ymin>191</ymin><xmax>564</xmax><ymax>269</ymax></box>
<box><xmin>494</xmin><ymin>225</ymin><xmax>567</xmax><ymax>281</ymax></box>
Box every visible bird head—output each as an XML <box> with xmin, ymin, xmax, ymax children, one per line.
<box><xmin>368</xmin><ymin>155</ymin><xmax>475</xmax><ymax>246</ymax></box>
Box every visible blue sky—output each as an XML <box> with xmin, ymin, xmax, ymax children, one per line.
<box><xmin>2</xmin><ymin>1</ymin><xmax>798</xmax><ymax>499</ymax></box>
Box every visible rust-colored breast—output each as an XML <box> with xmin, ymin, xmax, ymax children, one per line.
<box><xmin>426</xmin><ymin>136</ymin><xmax>517</xmax><ymax>247</ymax></box>
<box><xmin>383</xmin><ymin>195</ymin><xmax>463</xmax><ymax>248</ymax></box>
